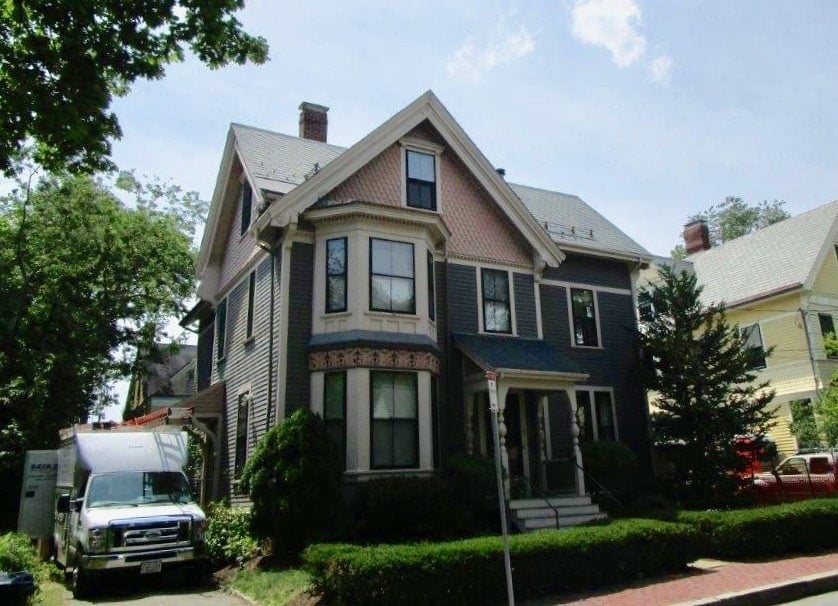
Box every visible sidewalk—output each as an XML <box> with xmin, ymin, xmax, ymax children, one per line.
<box><xmin>524</xmin><ymin>551</ymin><xmax>838</xmax><ymax>606</ymax></box>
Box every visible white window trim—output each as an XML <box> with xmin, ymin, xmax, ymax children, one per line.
<box><xmin>566</xmin><ymin>287</ymin><xmax>603</xmax><ymax>349</ymax></box>
<box><xmin>477</xmin><ymin>267</ymin><xmax>517</xmax><ymax>336</ymax></box>
<box><xmin>399</xmin><ymin>138</ymin><xmax>443</xmax><ymax>214</ymax></box>
<box><xmin>576</xmin><ymin>386</ymin><xmax>618</xmax><ymax>441</ymax></box>
<box><xmin>234</xmin><ymin>386</ymin><xmax>253</xmax><ymax>478</ymax></box>
<box><xmin>215</xmin><ymin>296</ymin><xmax>228</xmax><ymax>362</ymax></box>
<box><xmin>238</xmin><ymin>177</ymin><xmax>254</xmax><ymax>240</ymax></box>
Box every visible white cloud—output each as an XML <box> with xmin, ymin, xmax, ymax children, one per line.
<box><xmin>446</xmin><ymin>18</ymin><xmax>535</xmax><ymax>83</ymax></box>
<box><xmin>649</xmin><ymin>54</ymin><xmax>673</xmax><ymax>83</ymax></box>
<box><xmin>571</xmin><ymin>0</ymin><xmax>646</xmax><ymax>67</ymax></box>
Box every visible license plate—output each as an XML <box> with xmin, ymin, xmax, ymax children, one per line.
<box><xmin>140</xmin><ymin>560</ymin><xmax>162</xmax><ymax>574</ymax></box>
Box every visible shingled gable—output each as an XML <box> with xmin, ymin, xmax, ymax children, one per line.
<box><xmin>252</xmin><ymin>90</ymin><xmax>565</xmax><ymax>269</ymax></box>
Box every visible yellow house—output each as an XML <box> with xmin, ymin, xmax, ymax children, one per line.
<box><xmin>673</xmin><ymin>201</ymin><xmax>838</xmax><ymax>455</ymax></box>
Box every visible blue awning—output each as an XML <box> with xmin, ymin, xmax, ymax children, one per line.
<box><xmin>453</xmin><ymin>333</ymin><xmax>585</xmax><ymax>375</ymax></box>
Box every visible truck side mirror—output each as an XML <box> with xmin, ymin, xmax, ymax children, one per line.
<box><xmin>57</xmin><ymin>494</ymin><xmax>70</xmax><ymax>513</ymax></box>
<box><xmin>73</xmin><ymin>498</ymin><xmax>84</xmax><ymax>513</ymax></box>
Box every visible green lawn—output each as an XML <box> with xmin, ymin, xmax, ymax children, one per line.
<box><xmin>225</xmin><ymin>568</ymin><xmax>312</xmax><ymax>606</ymax></box>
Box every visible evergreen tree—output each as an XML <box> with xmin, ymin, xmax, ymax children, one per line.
<box><xmin>639</xmin><ymin>265</ymin><xmax>776</xmax><ymax>504</ymax></box>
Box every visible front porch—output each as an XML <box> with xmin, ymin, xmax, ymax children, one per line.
<box><xmin>455</xmin><ymin>333</ymin><xmax>607</xmax><ymax>530</ymax></box>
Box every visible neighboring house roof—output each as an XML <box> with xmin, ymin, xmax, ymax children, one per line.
<box><xmin>206</xmin><ymin>92</ymin><xmax>649</xmax><ymax>269</ymax></box>
<box><xmin>454</xmin><ymin>333</ymin><xmax>585</xmax><ymax>375</ymax></box>
<box><xmin>140</xmin><ymin>345</ymin><xmax>198</xmax><ymax>399</ymax></box>
<box><xmin>510</xmin><ymin>183</ymin><xmax>650</xmax><ymax>261</ymax></box>
<box><xmin>688</xmin><ymin>200</ymin><xmax>838</xmax><ymax>307</ymax></box>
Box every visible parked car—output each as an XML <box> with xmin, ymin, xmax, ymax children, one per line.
<box><xmin>752</xmin><ymin>452</ymin><xmax>837</xmax><ymax>502</ymax></box>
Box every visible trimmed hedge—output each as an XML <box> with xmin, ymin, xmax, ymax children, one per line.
<box><xmin>303</xmin><ymin>519</ymin><xmax>697</xmax><ymax>605</ymax></box>
<box><xmin>678</xmin><ymin>498</ymin><xmax>838</xmax><ymax>559</ymax></box>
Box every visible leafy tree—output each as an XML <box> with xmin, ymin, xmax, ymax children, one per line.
<box><xmin>0</xmin><ymin>171</ymin><xmax>202</xmax><ymax>528</ymax></box>
<box><xmin>824</xmin><ymin>332</ymin><xmax>838</xmax><ymax>360</ymax></box>
<box><xmin>240</xmin><ymin>409</ymin><xmax>342</xmax><ymax>555</ymax></box>
<box><xmin>670</xmin><ymin>244</ymin><xmax>687</xmax><ymax>261</ymax></box>
<box><xmin>816</xmin><ymin>372</ymin><xmax>838</xmax><ymax>448</ymax></box>
<box><xmin>639</xmin><ymin>265</ymin><xmax>776</xmax><ymax>504</ymax></box>
<box><xmin>0</xmin><ymin>1</ymin><xmax>268</xmax><ymax>175</ymax></box>
<box><xmin>688</xmin><ymin>196</ymin><xmax>789</xmax><ymax>247</ymax></box>
<box><xmin>789</xmin><ymin>400</ymin><xmax>820</xmax><ymax>450</ymax></box>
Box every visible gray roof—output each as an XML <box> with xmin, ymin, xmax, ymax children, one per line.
<box><xmin>688</xmin><ymin>200</ymin><xmax>838</xmax><ymax>307</ymax></box>
<box><xmin>454</xmin><ymin>333</ymin><xmax>585</xmax><ymax>374</ymax></box>
<box><xmin>509</xmin><ymin>183</ymin><xmax>651</xmax><ymax>259</ymax></box>
<box><xmin>231</xmin><ymin>123</ymin><xmax>345</xmax><ymax>195</ymax></box>
<box><xmin>231</xmin><ymin>123</ymin><xmax>650</xmax><ymax>260</ymax></box>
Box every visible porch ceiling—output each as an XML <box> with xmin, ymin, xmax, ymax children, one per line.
<box><xmin>453</xmin><ymin>333</ymin><xmax>586</xmax><ymax>377</ymax></box>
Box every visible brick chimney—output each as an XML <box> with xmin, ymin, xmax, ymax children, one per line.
<box><xmin>683</xmin><ymin>219</ymin><xmax>711</xmax><ymax>254</ymax></box>
<box><xmin>298</xmin><ymin>102</ymin><xmax>329</xmax><ymax>142</ymax></box>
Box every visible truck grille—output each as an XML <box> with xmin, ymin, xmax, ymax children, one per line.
<box><xmin>109</xmin><ymin>517</ymin><xmax>191</xmax><ymax>552</ymax></box>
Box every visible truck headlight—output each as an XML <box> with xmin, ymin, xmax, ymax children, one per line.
<box><xmin>193</xmin><ymin>519</ymin><xmax>206</xmax><ymax>543</ymax></box>
<box><xmin>87</xmin><ymin>527</ymin><xmax>108</xmax><ymax>553</ymax></box>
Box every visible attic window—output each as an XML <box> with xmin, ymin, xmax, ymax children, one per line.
<box><xmin>406</xmin><ymin>150</ymin><xmax>436</xmax><ymax>211</ymax></box>
<box><xmin>240</xmin><ymin>182</ymin><xmax>252</xmax><ymax>236</ymax></box>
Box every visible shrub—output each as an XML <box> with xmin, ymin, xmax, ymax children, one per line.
<box><xmin>352</xmin><ymin>476</ymin><xmax>464</xmax><ymax>542</ymax></box>
<box><xmin>0</xmin><ymin>532</ymin><xmax>38</xmax><ymax>573</ymax></box>
<box><xmin>204</xmin><ymin>502</ymin><xmax>258</xmax><ymax>568</ymax></box>
<box><xmin>443</xmin><ymin>454</ymin><xmax>498</xmax><ymax>531</ymax></box>
<box><xmin>678</xmin><ymin>498</ymin><xmax>838</xmax><ymax>559</ymax></box>
<box><xmin>239</xmin><ymin>409</ymin><xmax>342</xmax><ymax>555</ymax></box>
<box><xmin>580</xmin><ymin>440</ymin><xmax>639</xmax><ymax>511</ymax></box>
<box><xmin>304</xmin><ymin>518</ymin><xmax>698</xmax><ymax>605</ymax></box>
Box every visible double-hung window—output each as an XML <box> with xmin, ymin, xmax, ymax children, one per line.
<box><xmin>245</xmin><ymin>271</ymin><xmax>256</xmax><ymax>339</ymax></box>
<box><xmin>482</xmin><ymin>268</ymin><xmax>511</xmax><ymax>333</ymax></box>
<box><xmin>370</xmin><ymin>372</ymin><xmax>418</xmax><ymax>468</ymax></box>
<box><xmin>406</xmin><ymin>150</ymin><xmax>436</xmax><ymax>210</ymax></box>
<box><xmin>819</xmin><ymin>313</ymin><xmax>836</xmax><ymax>358</ymax></box>
<box><xmin>427</xmin><ymin>252</ymin><xmax>436</xmax><ymax>321</ymax></box>
<box><xmin>324</xmin><ymin>372</ymin><xmax>347</xmax><ymax>469</ymax></box>
<box><xmin>570</xmin><ymin>288</ymin><xmax>599</xmax><ymax>347</ymax></box>
<box><xmin>370</xmin><ymin>238</ymin><xmax>415</xmax><ymax>313</ymax></box>
<box><xmin>234</xmin><ymin>392</ymin><xmax>250</xmax><ymax>478</ymax></box>
<box><xmin>240</xmin><ymin>182</ymin><xmax>252</xmax><ymax>236</ymax></box>
<box><xmin>741</xmin><ymin>323</ymin><xmax>766</xmax><ymax>369</ymax></box>
<box><xmin>575</xmin><ymin>389</ymin><xmax>616</xmax><ymax>441</ymax></box>
<box><xmin>216</xmin><ymin>298</ymin><xmax>228</xmax><ymax>360</ymax></box>
<box><xmin>326</xmin><ymin>238</ymin><xmax>347</xmax><ymax>313</ymax></box>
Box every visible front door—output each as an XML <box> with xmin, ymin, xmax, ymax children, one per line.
<box><xmin>504</xmin><ymin>393</ymin><xmax>524</xmax><ymax>483</ymax></box>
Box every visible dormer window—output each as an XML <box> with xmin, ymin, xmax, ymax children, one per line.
<box><xmin>406</xmin><ymin>150</ymin><xmax>436</xmax><ymax>211</ymax></box>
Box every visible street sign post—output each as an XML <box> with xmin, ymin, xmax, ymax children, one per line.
<box><xmin>486</xmin><ymin>371</ymin><xmax>515</xmax><ymax>606</ymax></box>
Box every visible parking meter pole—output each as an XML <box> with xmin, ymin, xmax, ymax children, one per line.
<box><xmin>487</xmin><ymin>371</ymin><xmax>515</xmax><ymax>606</ymax></box>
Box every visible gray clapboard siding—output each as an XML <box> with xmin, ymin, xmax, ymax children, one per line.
<box><xmin>543</xmin><ymin>253</ymin><xmax>631</xmax><ymax>290</ymax></box>
<box><xmin>285</xmin><ymin>242</ymin><xmax>314</xmax><ymax>415</ymax></box>
<box><xmin>446</xmin><ymin>263</ymin><xmax>478</xmax><ymax>334</ymax></box>
<box><xmin>513</xmin><ymin>272</ymin><xmax>538</xmax><ymax>338</ymax></box>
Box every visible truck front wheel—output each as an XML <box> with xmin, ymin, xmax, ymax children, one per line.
<box><xmin>72</xmin><ymin>552</ymin><xmax>93</xmax><ymax>599</ymax></box>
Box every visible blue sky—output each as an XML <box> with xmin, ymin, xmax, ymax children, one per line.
<box><xmin>88</xmin><ymin>0</ymin><xmax>838</xmax><ymax>418</ymax></box>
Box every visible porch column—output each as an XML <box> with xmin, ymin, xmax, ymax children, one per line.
<box><xmin>567</xmin><ymin>389</ymin><xmax>586</xmax><ymax>496</ymax></box>
<box><xmin>537</xmin><ymin>395</ymin><xmax>549</xmax><ymax>489</ymax></box>
<box><xmin>497</xmin><ymin>383</ymin><xmax>511</xmax><ymax>499</ymax></box>
<box><xmin>465</xmin><ymin>393</ymin><xmax>475</xmax><ymax>456</ymax></box>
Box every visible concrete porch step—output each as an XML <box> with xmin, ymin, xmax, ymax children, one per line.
<box><xmin>509</xmin><ymin>495</ymin><xmax>593</xmax><ymax>509</ymax></box>
<box><xmin>513</xmin><ymin>504</ymin><xmax>601</xmax><ymax>519</ymax></box>
<box><xmin>522</xmin><ymin>512</ymin><xmax>608</xmax><ymax>530</ymax></box>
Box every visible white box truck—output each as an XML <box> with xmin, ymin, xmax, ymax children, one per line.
<box><xmin>53</xmin><ymin>425</ymin><xmax>207</xmax><ymax>598</ymax></box>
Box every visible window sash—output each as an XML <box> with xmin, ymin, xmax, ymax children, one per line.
<box><xmin>324</xmin><ymin>372</ymin><xmax>347</xmax><ymax>469</ymax></box>
<box><xmin>741</xmin><ymin>324</ymin><xmax>766</xmax><ymax>369</ymax></box>
<box><xmin>370</xmin><ymin>372</ymin><xmax>418</xmax><ymax>469</ymax></box>
<box><xmin>482</xmin><ymin>268</ymin><xmax>511</xmax><ymax>333</ymax></box>
<box><xmin>594</xmin><ymin>391</ymin><xmax>616</xmax><ymax>441</ymax></box>
<box><xmin>370</xmin><ymin>239</ymin><xmax>415</xmax><ymax>313</ymax></box>
<box><xmin>326</xmin><ymin>238</ymin><xmax>348</xmax><ymax>313</ymax></box>
<box><xmin>246</xmin><ymin>271</ymin><xmax>256</xmax><ymax>338</ymax></box>
<box><xmin>571</xmin><ymin>288</ymin><xmax>599</xmax><ymax>347</ymax></box>
<box><xmin>406</xmin><ymin>150</ymin><xmax>436</xmax><ymax>210</ymax></box>
<box><xmin>427</xmin><ymin>252</ymin><xmax>435</xmax><ymax>321</ymax></box>
<box><xmin>234</xmin><ymin>394</ymin><xmax>249</xmax><ymax>478</ymax></box>
<box><xmin>576</xmin><ymin>389</ymin><xmax>616</xmax><ymax>442</ymax></box>
<box><xmin>240</xmin><ymin>182</ymin><xmax>252</xmax><ymax>236</ymax></box>
<box><xmin>216</xmin><ymin>298</ymin><xmax>227</xmax><ymax>360</ymax></box>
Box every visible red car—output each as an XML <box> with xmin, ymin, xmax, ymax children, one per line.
<box><xmin>752</xmin><ymin>453</ymin><xmax>837</xmax><ymax>502</ymax></box>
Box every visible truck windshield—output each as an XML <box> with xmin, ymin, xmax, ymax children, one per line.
<box><xmin>86</xmin><ymin>472</ymin><xmax>192</xmax><ymax>508</ymax></box>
